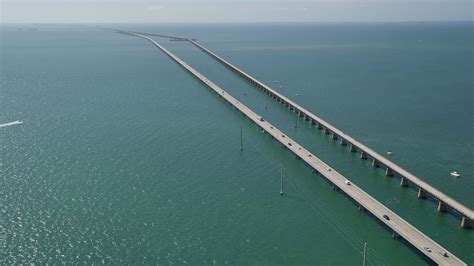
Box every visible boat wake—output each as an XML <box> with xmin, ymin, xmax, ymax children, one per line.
<box><xmin>0</xmin><ymin>120</ymin><xmax>23</xmax><ymax>128</ymax></box>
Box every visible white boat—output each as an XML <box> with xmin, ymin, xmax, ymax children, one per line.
<box><xmin>450</xmin><ymin>171</ymin><xmax>460</xmax><ymax>177</ymax></box>
<box><xmin>387</xmin><ymin>151</ymin><xmax>393</xmax><ymax>155</ymax></box>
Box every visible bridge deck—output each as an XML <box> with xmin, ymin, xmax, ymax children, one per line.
<box><xmin>118</xmin><ymin>30</ymin><xmax>466</xmax><ymax>265</ymax></box>
<box><xmin>187</xmin><ymin>39</ymin><xmax>474</xmax><ymax>223</ymax></box>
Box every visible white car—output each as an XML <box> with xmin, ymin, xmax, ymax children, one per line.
<box><xmin>345</xmin><ymin>180</ymin><xmax>351</xmax><ymax>185</ymax></box>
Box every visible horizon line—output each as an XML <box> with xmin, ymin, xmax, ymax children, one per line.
<box><xmin>1</xmin><ymin>19</ymin><xmax>473</xmax><ymax>25</ymax></box>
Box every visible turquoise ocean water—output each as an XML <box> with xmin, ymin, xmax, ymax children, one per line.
<box><xmin>1</xmin><ymin>22</ymin><xmax>473</xmax><ymax>264</ymax></box>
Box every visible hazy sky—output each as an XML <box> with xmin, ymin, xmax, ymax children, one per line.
<box><xmin>1</xmin><ymin>0</ymin><xmax>472</xmax><ymax>23</ymax></box>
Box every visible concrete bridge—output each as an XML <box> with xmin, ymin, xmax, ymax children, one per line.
<box><xmin>183</xmin><ymin>38</ymin><xmax>473</xmax><ymax>230</ymax></box>
<box><xmin>115</xmin><ymin>29</ymin><xmax>466</xmax><ymax>265</ymax></box>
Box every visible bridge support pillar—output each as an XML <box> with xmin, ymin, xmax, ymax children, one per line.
<box><xmin>392</xmin><ymin>230</ymin><xmax>400</xmax><ymax>239</ymax></box>
<box><xmin>324</xmin><ymin>128</ymin><xmax>330</xmax><ymax>135</ymax></box>
<box><xmin>332</xmin><ymin>133</ymin><xmax>338</xmax><ymax>140</ymax></box>
<box><xmin>437</xmin><ymin>201</ymin><xmax>447</xmax><ymax>212</ymax></box>
<box><xmin>372</xmin><ymin>158</ymin><xmax>380</xmax><ymax>167</ymax></box>
<box><xmin>310</xmin><ymin>119</ymin><xmax>317</xmax><ymax>125</ymax></box>
<box><xmin>349</xmin><ymin>144</ymin><xmax>356</xmax><ymax>152</ymax></box>
<box><xmin>461</xmin><ymin>216</ymin><xmax>472</xmax><ymax>229</ymax></box>
<box><xmin>417</xmin><ymin>188</ymin><xmax>427</xmax><ymax>199</ymax></box>
<box><xmin>360</xmin><ymin>151</ymin><xmax>367</xmax><ymax>160</ymax></box>
<box><xmin>340</xmin><ymin>139</ymin><xmax>347</xmax><ymax>146</ymax></box>
<box><xmin>400</xmin><ymin>177</ymin><xmax>408</xmax><ymax>187</ymax></box>
<box><xmin>385</xmin><ymin>167</ymin><xmax>393</xmax><ymax>177</ymax></box>
<box><xmin>317</xmin><ymin>123</ymin><xmax>323</xmax><ymax>130</ymax></box>
<box><xmin>358</xmin><ymin>205</ymin><xmax>365</xmax><ymax>212</ymax></box>
<box><xmin>299</xmin><ymin>112</ymin><xmax>304</xmax><ymax>117</ymax></box>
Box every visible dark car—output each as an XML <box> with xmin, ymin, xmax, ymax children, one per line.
<box><xmin>383</xmin><ymin>214</ymin><xmax>390</xmax><ymax>221</ymax></box>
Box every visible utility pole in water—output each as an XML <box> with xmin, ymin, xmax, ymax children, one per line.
<box><xmin>280</xmin><ymin>164</ymin><xmax>284</xmax><ymax>196</ymax></box>
<box><xmin>240</xmin><ymin>125</ymin><xmax>243</xmax><ymax>151</ymax></box>
<box><xmin>363</xmin><ymin>242</ymin><xmax>367</xmax><ymax>266</ymax></box>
